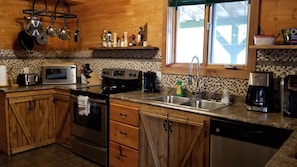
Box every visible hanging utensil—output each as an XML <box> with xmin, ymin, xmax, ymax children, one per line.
<box><xmin>46</xmin><ymin>15</ymin><xmax>57</xmax><ymax>37</ymax></box>
<box><xmin>74</xmin><ymin>18</ymin><xmax>80</xmax><ymax>42</ymax></box>
<box><xmin>58</xmin><ymin>17</ymin><xmax>71</xmax><ymax>41</ymax></box>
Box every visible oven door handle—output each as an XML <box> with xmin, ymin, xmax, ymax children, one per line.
<box><xmin>71</xmin><ymin>94</ymin><xmax>107</xmax><ymax>104</ymax></box>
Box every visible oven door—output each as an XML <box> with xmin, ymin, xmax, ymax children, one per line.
<box><xmin>71</xmin><ymin>95</ymin><xmax>108</xmax><ymax>147</ymax></box>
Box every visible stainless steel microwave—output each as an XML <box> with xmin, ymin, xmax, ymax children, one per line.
<box><xmin>41</xmin><ymin>63</ymin><xmax>77</xmax><ymax>84</ymax></box>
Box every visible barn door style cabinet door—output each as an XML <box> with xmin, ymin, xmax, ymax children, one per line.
<box><xmin>5</xmin><ymin>92</ymin><xmax>55</xmax><ymax>155</ymax></box>
<box><xmin>139</xmin><ymin>105</ymin><xmax>210</xmax><ymax>167</ymax></box>
<box><xmin>54</xmin><ymin>90</ymin><xmax>71</xmax><ymax>148</ymax></box>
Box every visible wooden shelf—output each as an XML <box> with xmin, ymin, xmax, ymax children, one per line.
<box><xmin>249</xmin><ymin>45</ymin><xmax>297</xmax><ymax>49</ymax></box>
<box><xmin>89</xmin><ymin>46</ymin><xmax>159</xmax><ymax>59</ymax></box>
<box><xmin>65</xmin><ymin>0</ymin><xmax>85</xmax><ymax>4</ymax></box>
<box><xmin>89</xmin><ymin>46</ymin><xmax>159</xmax><ymax>51</ymax></box>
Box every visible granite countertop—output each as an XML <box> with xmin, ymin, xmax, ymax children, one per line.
<box><xmin>110</xmin><ymin>90</ymin><xmax>297</xmax><ymax>167</ymax></box>
<box><xmin>0</xmin><ymin>84</ymin><xmax>89</xmax><ymax>93</ymax></box>
<box><xmin>1</xmin><ymin>85</ymin><xmax>297</xmax><ymax>166</ymax></box>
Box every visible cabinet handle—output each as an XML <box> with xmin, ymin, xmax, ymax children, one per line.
<box><xmin>168</xmin><ymin>121</ymin><xmax>173</xmax><ymax>133</ymax></box>
<box><xmin>163</xmin><ymin>120</ymin><xmax>168</xmax><ymax>132</ymax></box>
<box><xmin>119</xmin><ymin>131</ymin><xmax>127</xmax><ymax>136</ymax></box>
<box><xmin>29</xmin><ymin>101</ymin><xmax>36</xmax><ymax>110</ymax></box>
<box><xmin>120</xmin><ymin>113</ymin><xmax>127</xmax><ymax>117</ymax></box>
<box><xmin>118</xmin><ymin>145</ymin><xmax>127</xmax><ymax>158</ymax></box>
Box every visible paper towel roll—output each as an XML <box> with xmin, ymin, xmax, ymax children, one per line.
<box><xmin>0</xmin><ymin>65</ymin><xmax>8</xmax><ymax>86</ymax></box>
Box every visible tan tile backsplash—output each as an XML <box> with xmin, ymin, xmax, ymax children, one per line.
<box><xmin>0</xmin><ymin>49</ymin><xmax>294</xmax><ymax>96</ymax></box>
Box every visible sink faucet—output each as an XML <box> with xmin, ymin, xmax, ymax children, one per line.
<box><xmin>188</xmin><ymin>56</ymin><xmax>200</xmax><ymax>98</ymax></box>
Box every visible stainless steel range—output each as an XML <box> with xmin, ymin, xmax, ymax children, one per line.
<box><xmin>70</xmin><ymin>68</ymin><xmax>142</xmax><ymax>167</ymax></box>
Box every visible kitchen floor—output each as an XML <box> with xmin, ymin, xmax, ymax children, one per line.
<box><xmin>0</xmin><ymin>144</ymin><xmax>102</xmax><ymax>167</ymax></box>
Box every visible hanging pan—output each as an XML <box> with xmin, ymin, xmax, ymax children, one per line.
<box><xmin>35</xmin><ymin>31</ymin><xmax>48</xmax><ymax>45</ymax></box>
<box><xmin>18</xmin><ymin>30</ymin><xmax>34</xmax><ymax>53</ymax></box>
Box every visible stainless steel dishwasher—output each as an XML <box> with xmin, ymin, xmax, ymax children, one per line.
<box><xmin>210</xmin><ymin>117</ymin><xmax>292</xmax><ymax>167</ymax></box>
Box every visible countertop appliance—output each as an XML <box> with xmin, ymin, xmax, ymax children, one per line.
<box><xmin>210</xmin><ymin>117</ymin><xmax>292</xmax><ymax>167</ymax></box>
<box><xmin>144</xmin><ymin>71</ymin><xmax>157</xmax><ymax>93</ymax></box>
<box><xmin>17</xmin><ymin>73</ymin><xmax>41</xmax><ymax>86</ymax></box>
<box><xmin>70</xmin><ymin>68</ymin><xmax>142</xmax><ymax>167</ymax></box>
<box><xmin>41</xmin><ymin>63</ymin><xmax>77</xmax><ymax>85</ymax></box>
<box><xmin>282</xmin><ymin>75</ymin><xmax>297</xmax><ymax>118</ymax></box>
<box><xmin>245</xmin><ymin>71</ymin><xmax>274</xmax><ymax>112</ymax></box>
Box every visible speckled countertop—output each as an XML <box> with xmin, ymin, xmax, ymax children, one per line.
<box><xmin>0</xmin><ymin>84</ymin><xmax>86</xmax><ymax>93</ymax></box>
<box><xmin>109</xmin><ymin>90</ymin><xmax>297</xmax><ymax>167</ymax></box>
<box><xmin>1</xmin><ymin>85</ymin><xmax>297</xmax><ymax>166</ymax></box>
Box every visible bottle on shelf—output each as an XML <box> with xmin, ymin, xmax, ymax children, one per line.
<box><xmin>124</xmin><ymin>32</ymin><xmax>128</xmax><ymax>47</ymax></box>
<box><xmin>107</xmin><ymin>31</ymin><xmax>112</xmax><ymax>48</ymax></box>
<box><xmin>137</xmin><ymin>27</ymin><xmax>144</xmax><ymax>46</ymax></box>
<box><xmin>100</xmin><ymin>28</ymin><xmax>107</xmax><ymax>47</ymax></box>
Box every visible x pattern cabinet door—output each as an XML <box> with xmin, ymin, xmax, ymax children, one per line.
<box><xmin>140</xmin><ymin>107</ymin><xmax>209</xmax><ymax>167</ymax></box>
<box><xmin>8</xmin><ymin>95</ymin><xmax>55</xmax><ymax>154</ymax></box>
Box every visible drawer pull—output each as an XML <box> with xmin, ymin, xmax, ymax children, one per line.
<box><xmin>119</xmin><ymin>131</ymin><xmax>127</xmax><ymax>136</ymax></box>
<box><xmin>118</xmin><ymin>145</ymin><xmax>127</xmax><ymax>157</ymax></box>
<box><xmin>120</xmin><ymin>113</ymin><xmax>128</xmax><ymax>117</ymax></box>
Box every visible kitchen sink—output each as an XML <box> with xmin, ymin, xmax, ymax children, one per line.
<box><xmin>149</xmin><ymin>95</ymin><xmax>229</xmax><ymax>111</ymax></box>
<box><xmin>182</xmin><ymin>99</ymin><xmax>228</xmax><ymax>111</ymax></box>
<box><xmin>149</xmin><ymin>95</ymin><xmax>191</xmax><ymax>104</ymax></box>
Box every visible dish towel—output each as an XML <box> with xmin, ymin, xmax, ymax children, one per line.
<box><xmin>77</xmin><ymin>95</ymin><xmax>90</xmax><ymax>116</ymax></box>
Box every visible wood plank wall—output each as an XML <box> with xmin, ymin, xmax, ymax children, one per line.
<box><xmin>0</xmin><ymin>0</ymin><xmax>296</xmax><ymax>51</ymax></box>
<box><xmin>260</xmin><ymin>0</ymin><xmax>297</xmax><ymax>43</ymax></box>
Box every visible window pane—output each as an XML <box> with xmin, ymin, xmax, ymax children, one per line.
<box><xmin>209</xmin><ymin>1</ymin><xmax>248</xmax><ymax>65</ymax></box>
<box><xmin>176</xmin><ymin>5</ymin><xmax>205</xmax><ymax>63</ymax></box>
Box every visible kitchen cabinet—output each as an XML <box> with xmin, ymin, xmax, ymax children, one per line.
<box><xmin>0</xmin><ymin>90</ymin><xmax>56</xmax><ymax>155</ymax></box>
<box><xmin>109</xmin><ymin>99</ymin><xmax>140</xmax><ymax>167</ymax></box>
<box><xmin>139</xmin><ymin>104</ymin><xmax>210</xmax><ymax>167</ymax></box>
<box><xmin>54</xmin><ymin>89</ymin><xmax>71</xmax><ymax>148</ymax></box>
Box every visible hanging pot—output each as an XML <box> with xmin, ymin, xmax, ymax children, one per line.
<box><xmin>58</xmin><ymin>17</ymin><xmax>71</xmax><ymax>41</ymax></box>
<box><xmin>74</xmin><ymin>18</ymin><xmax>80</xmax><ymax>42</ymax></box>
<box><xmin>18</xmin><ymin>30</ymin><xmax>34</xmax><ymax>53</ymax></box>
<box><xmin>24</xmin><ymin>16</ymin><xmax>44</xmax><ymax>37</ymax></box>
<box><xmin>24</xmin><ymin>0</ymin><xmax>47</xmax><ymax>37</ymax></box>
<box><xmin>35</xmin><ymin>31</ymin><xmax>48</xmax><ymax>45</ymax></box>
<box><xmin>46</xmin><ymin>15</ymin><xmax>57</xmax><ymax>37</ymax></box>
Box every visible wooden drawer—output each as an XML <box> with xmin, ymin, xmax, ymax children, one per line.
<box><xmin>109</xmin><ymin>141</ymin><xmax>138</xmax><ymax>167</ymax></box>
<box><xmin>110</xmin><ymin>120</ymin><xmax>139</xmax><ymax>149</ymax></box>
<box><xmin>110</xmin><ymin>103</ymin><xmax>139</xmax><ymax>126</ymax></box>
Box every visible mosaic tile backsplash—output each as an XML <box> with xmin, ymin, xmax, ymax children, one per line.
<box><xmin>0</xmin><ymin>49</ymin><xmax>295</xmax><ymax>96</ymax></box>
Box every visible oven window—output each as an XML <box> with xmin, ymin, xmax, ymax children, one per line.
<box><xmin>74</xmin><ymin>102</ymin><xmax>103</xmax><ymax>132</ymax></box>
<box><xmin>46</xmin><ymin>69</ymin><xmax>67</xmax><ymax>79</ymax></box>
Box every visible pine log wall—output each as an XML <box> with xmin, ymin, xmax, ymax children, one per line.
<box><xmin>0</xmin><ymin>0</ymin><xmax>296</xmax><ymax>51</ymax></box>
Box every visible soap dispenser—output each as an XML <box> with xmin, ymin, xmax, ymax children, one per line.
<box><xmin>220</xmin><ymin>88</ymin><xmax>230</xmax><ymax>104</ymax></box>
<box><xmin>176</xmin><ymin>80</ymin><xmax>183</xmax><ymax>96</ymax></box>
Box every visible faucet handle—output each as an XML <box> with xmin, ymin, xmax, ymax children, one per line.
<box><xmin>188</xmin><ymin>75</ymin><xmax>193</xmax><ymax>85</ymax></box>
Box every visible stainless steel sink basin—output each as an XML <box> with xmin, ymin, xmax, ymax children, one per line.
<box><xmin>149</xmin><ymin>95</ymin><xmax>229</xmax><ymax>111</ymax></box>
<box><xmin>148</xmin><ymin>95</ymin><xmax>191</xmax><ymax>104</ymax></box>
<box><xmin>182</xmin><ymin>99</ymin><xmax>228</xmax><ymax>111</ymax></box>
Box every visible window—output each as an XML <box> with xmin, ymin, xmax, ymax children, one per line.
<box><xmin>163</xmin><ymin>0</ymin><xmax>260</xmax><ymax>79</ymax></box>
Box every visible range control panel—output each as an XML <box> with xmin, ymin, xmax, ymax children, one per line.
<box><xmin>101</xmin><ymin>68</ymin><xmax>141</xmax><ymax>80</ymax></box>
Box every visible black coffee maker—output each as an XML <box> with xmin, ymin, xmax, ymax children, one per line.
<box><xmin>282</xmin><ymin>75</ymin><xmax>297</xmax><ymax>118</ymax></box>
<box><xmin>245</xmin><ymin>72</ymin><xmax>274</xmax><ymax>112</ymax></box>
<box><xmin>144</xmin><ymin>71</ymin><xmax>157</xmax><ymax>93</ymax></box>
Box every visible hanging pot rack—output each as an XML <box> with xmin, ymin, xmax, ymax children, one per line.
<box><xmin>22</xmin><ymin>0</ymin><xmax>77</xmax><ymax>19</ymax></box>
